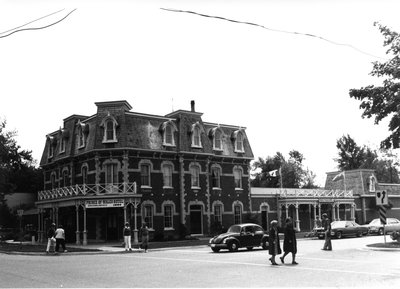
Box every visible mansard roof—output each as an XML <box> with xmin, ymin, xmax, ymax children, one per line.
<box><xmin>40</xmin><ymin>100</ymin><xmax>254</xmax><ymax>166</ymax></box>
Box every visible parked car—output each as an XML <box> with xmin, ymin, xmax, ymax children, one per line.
<box><xmin>363</xmin><ymin>218</ymin><xmax>400</xmax><ymax>235</ymax></box>
<box><xmin>315</xmin><ymin>221</ymin><xmax>368</xmax><ymax>239</ymax></box>
<box><xmin>209</xmin><ymin>223</ymin><xmax>269</xmax><ymax>252</ymax></box>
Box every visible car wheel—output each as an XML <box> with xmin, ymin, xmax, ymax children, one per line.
<box><xmin>336</xmin><ymin>231</ymin><xmax>342</xmax><ymax>239</ymax></box>
<box><xmin>246</xmin><ymin>247</ymin><xmax>253</xmax><ymax>251</ymax></box>
<box><xmin>211</xmin><ymin>248</ymin><xmax>220</xmax><ymax>253</ymax></box>
<box><xmin>318</xmin><ymin>236</ymin><xmax>324</xmax><ymax>240</ymax></box>
<box><xmin>356</xmin><ymin>231</ymin><xmax>362</xmax><ymax>237</ymax></box>
<box><xmin>378</xmin><ymin>228</ymin><xmax>384</xmax><ymax>235</ymax></box>
<box><xmin>228</xmin><ymin>241</ymin><xmax>239</xmax><ymax>252</ymax></box>
<box><xmin>261</xmin><ymin>238</ymin><xmax>269</xmax><ymax>250</ymax></box>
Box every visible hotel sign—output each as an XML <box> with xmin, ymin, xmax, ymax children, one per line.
<box><xmin>85</xmin><ymin>199</ymin><xmax>124</xmax><ymax>208</ymax></box>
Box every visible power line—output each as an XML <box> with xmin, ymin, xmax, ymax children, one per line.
<box><xmin>0</xmin><ymin>8</ymin><xmax>66</xmax><ymax>36</ymax></box>
<box><xmin>161</xmin><ymin>7</ymin><xmax>387</xmax><ymax>60</ymax></box>
<box><xmin>0</xmin><ymin>9</ymin><xmax>77</xmax><ymax>39</ymax></box>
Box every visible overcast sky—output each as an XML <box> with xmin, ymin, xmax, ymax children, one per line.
<box><xmin>1</xmin><ymin>0</ymin><xmax>399</xmax><ymax>186</ymax></box>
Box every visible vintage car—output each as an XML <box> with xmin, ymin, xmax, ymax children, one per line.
<box><xmin>363</xmin><ymin>218</ymin><xmax>400</xmax><ymax>235</ymax></box>
<box><xmin>316</xmin><ymin>221</ymin><xmax>368</xmax><ymax>239</ymax></box>
<box><xmin>209</xmin><ymin>223</ymin><xmax>269</xmax><ymax>252</ymax></box>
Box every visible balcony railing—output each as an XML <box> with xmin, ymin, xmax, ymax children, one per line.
<box><xmin>279</xmin><ymin>188</ymin><xmax>353</xmax><ymax>198</ymax></box>
<box><xmin>38</xmin><ymin>182</ymin><xmax>137</xmax><ymax>201</ymax></box>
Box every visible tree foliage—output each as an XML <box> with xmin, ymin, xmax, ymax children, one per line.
<box><xmin>0</xmin><ymin>119</ymin><xmax>42</xmax><ymax>202</ymax></box>
<box><xmin>251</xmin><ymin>150</ymin><xmax>318</xmax><ymax>188</ymax></box>
<box><xmin>335</xmin><ymin>134</ymin><xmax>400</xmax><ymax>183</ymax></box>
<box><xmin>349</xmin><ymin>22</ymin><xmax>400</xmax><ymax>149</ymax></box>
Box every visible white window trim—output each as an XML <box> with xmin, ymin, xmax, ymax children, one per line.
<box><xmin>139</xmin><ymin>160</ymin><xmax>153</xmax><ymax>188</ymax></box>
<box><xmin>212</xmin><ymin>127</ymin><xmax>223</xmax><ymax>151</ymax></box>
<box><xmin>100</xmin><ymin>114</ymin><xmax>118</xmax><ymax>144</ymax></box>
<box><xmin>233</xmin><ymin>165</ymin><xmax>243</xmax><ymax>189</ymax></box>
<box><xmin>161</xmin><ymin>121</ymin><xmax>177</xmax><ymax>147</ymax></box>
<box><xmin>191</xmin><ymin>122</ymin><xmax>203</xmax><ymax>148</ymax></box>
<box><xmin>190</xmin><ymin>163</ymin><xmax>201</xmax><ymax>189</ymax></box>
<box><xmin>232</xmin><ymin>129</ymin><xmax>245</xmax><ymax>153</ymax></box>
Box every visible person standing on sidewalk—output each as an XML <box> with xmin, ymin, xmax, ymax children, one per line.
<box><xmin>280</xmin><ymin>217</ymin><xmax>298</xmax><ymax>265</ymax></box>
<box><xmin>322</xmin><ymin>213</ymin><xmax>332</xmax><ymax>251</ymax></box>
<box><xmin>140</xmin><ymin>222</ymin><xmax>149</xmax><ymax>253</ymax></box>
<box><xmin>55</xmin><ymin>224</ymin><xmax>67</xmax><ymax>253</ymax></box>
<box><xmin>123</xmin><ymin>222</ymin><xmax>132</xmax><ymax>251</ymax></box>
<box><xmin>45</xmin><ymin>223</ymin><xmax>56</xmax><ymax>254</ymax></box>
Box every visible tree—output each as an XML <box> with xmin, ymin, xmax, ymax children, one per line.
<box><xmin>335</xmin><ymin>134</ymin><xmax>367</xmax><ymax>170</ymax></box>
<box><xmin>349</xmin><ymin>22</ymin><xmax>400</xmax><ymax>149</ymax></box>
<box><xmin>334</xmin><ymin>134</ymin><xmax>400</xmax><ymax>183</ymax></box>
<box><xmin>0</xmin><ymin>119</ymin><xmax>42</xmax><ymax>227</ymax></box>
<box><xmin>251</xmin><ymin>150</ymin><xmax>318</xmax><ymax>188</ymax></box>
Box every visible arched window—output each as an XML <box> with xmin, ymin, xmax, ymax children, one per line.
<box><xmin>101</xmin><ymin>114</ymin><xmax>118</xmax><ymax>143</ymax></box>
<box><xmin>211</xmin><ymin>166</ymin><xmax>221</xmax><ymax>188</ymax></box>
<box><xmin>62</xmin><ymin>169</ymin><xmax>69</xmax><ymax>187</ymax></box>
<box><xmin>234</xmin><ymin>204</ymin><xmax>242</xmax><ymax>224</ymax></box>
<box><xmin>214</xmin><ymin>204</ymin><xmax>223</xmax><ymax>225</ymax></box>
<box><xmin>190</xmin><ymin>164</ymin><xmax>200</xmax><ymax>188</ymax></box>
<box><xmin>140</xmin><ymin>163</ymin><xmax>151</xmax><ymax>187</ymax></box>
<box><xmin>81</xmin><ymin>165</ymin><xmax>88</xmax><ymax>184</ymax></box>
<box><xmin>214</xmin><ymin>129</ymin><xmax>222</xmax><ymax>150</ymax></box>
<box><xmin>164</xmin><ymin>204</ymin><xmax>173</xmax><ymax>229</ymax></box>
<box><xmin>232</xmin><ymin>129</ymin><xmax>245</xmax><ymax>153</ymax></box>
<box><xmin>105</xmin><ymin>163</ymin><xmax>118</xmax><ymax>185</ymax></box>
<box><xmin>162</xmin><ymin>164</ymin><xmax>173</xmax><ymax>188</ymax></box>
<box><xmin>191</xmin><ymin>123</ymin><xmax>202</xmax><ymax>148</ymax></box>
<box><xmin>143</xmin><ymin>204</ymin><xmax>154</xmax><ymax>229</ymax></box>
<box><xmin>51</xmin><ymin>172</ymin><xmax>56</xmax><ymax>189</ymax></box>
<box><xmin>233</xmin><ymin>167</ymin><xmax>243</xmax><ymax>189</ymax></box>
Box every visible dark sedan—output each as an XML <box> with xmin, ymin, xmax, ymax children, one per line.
<box><xmin>316</xmin><ymin>220</ymin><xmax>368</xmax><ymax>239</ymax></box>
<box><xmin>209</xmin><ymin>223</ymin><xmax>269</xmax><ymax>252</ymax></box>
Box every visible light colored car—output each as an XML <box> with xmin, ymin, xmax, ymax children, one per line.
<box><xmin>315</xmin><ymin>221</ymin><xmax>368</xmax><ymax>239</ymax></box>
<box><xmin>364</xmin><ymin>218</ymin><xmax>400</xmax><ymax>235</ymax></box>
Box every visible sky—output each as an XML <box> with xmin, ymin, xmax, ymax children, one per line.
<box><xmin>1</xmin><ymin>0</ymin><xmax>399</xmax><ymax>187</ymax></box>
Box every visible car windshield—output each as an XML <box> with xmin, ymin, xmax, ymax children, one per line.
<box><xmin>369</xmin><ymin>219</ymin><xmax>381</xmax><ymax>226</ymax></box>
<box><xmin>331</xmin><ymin>221</ymin><xmax>347</xmax><ymax>229</ymax></box>
<box><xmin>227</xmin><ymin>225</ymin><xmax>242</xmax><ymax>233</ymax></box>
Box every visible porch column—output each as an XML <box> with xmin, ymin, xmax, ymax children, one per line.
<box><xmin>336</xmin><ymin>203</ymin><xmax>340</xmax><ymax>221</ymax></box>
<box><xmin>38</xmin><ymin>209</ymin><xmax>42</xmax><ymax>243</ymax></box>
<box><xmin>332</xmin><ymin>204</ymin><xmax>336</xmax><ymax>221</ymax></box>
<box><xmin>295</xmin><ymin>204</ymin><xmax>300</xmax><ymax>231</ymax></box>
<box><xmin>132</xmin><ymin>200</ymin><xmax>139</xmax><ymax>245</ymax></box>
<box><xmin>317</xmin><ymin>204</ymin><xmax>322</xmax><ymax>222</ymax></box>
<box><xmin>313</xmin><ymin>203</ymin><xmax>317</xmax><ymax>228</ymax></box>
<box><xmin>75</xmin><ymin>204</ymin><xmax>80</xmax><ymax>245</ymax></box>
<box><xmin>351</xmin><ymin>203</ymin><xmax>356</xmax><ymax>222</ymax></box>
<box><xmin>285</xmin><ymin>204</ymin><xmax>289</xmax><ymax>219</ymax></box>
<box><xmin>83</xmin><ymin>206</ymin><xmax>87</xmax><ymax>245</ymax></box>
<box><xmin>123</xmin><ymin>204</ymin><xmax>127</xmax><ymax>224</ymax></box>
<box><xmin>55</xmin><ymin>207</ymin><xmax>59</xmax><ymax>226</ymax></box>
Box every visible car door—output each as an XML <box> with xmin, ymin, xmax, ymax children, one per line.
<box><xmin>252</xmin><ymin>225</ymin><xmax>264</xmax><ymax>246</ymax></box>
<box><xmin>344</xmin><ymin>221</ymin><xmax>355</xmax><ymax>236</ymax></box>
<box><xmin>240</xmin><ymin>225</ymin><xmax>255</xmax><ymax>247</ymax></box>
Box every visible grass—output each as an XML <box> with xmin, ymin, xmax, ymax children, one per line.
<box><xmin>366</xmin><ymin>241</ymin><xmax>400</xmax><ymax>248</ymax></box>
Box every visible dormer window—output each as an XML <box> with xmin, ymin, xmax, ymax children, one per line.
<box><xmin>76</xmin><ymin>121</ymin><xmax>88</xmax><ymax>149</ymax></box>
<box><xmin>191</xmin><ymin>122</ymin><xmax>202</xmax><ymax>148</ymax></box>
<box><xmin>160</xmin><ymin>120</ymin><xmax>177</xmax><ymax>146</ymax></box>
<box><xmin>59</xmin><ymin>137</ymin><xmax>66</xmax><ymax>153</ymax></box>
<box><xmin>232</xmin><ymin>129</ymin><xmax>245</xmax><ymax>153</ymax></box>
<box><xmin>47</xmin><ymin>135</ymin><xmax>55</xmax><ymax>158</ymax></box>
<box><xmin>209</xmin><ymin>127</ymin><xmax>223</xmax><ymax>151</ymax></box>
<box><xmin>100</xmin><ymin>114</ymin><xmax>118</xmax><ymax>143</ymax></box>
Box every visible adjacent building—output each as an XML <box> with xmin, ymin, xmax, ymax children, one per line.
<box><xmin>36</xmin><ymin>100</ymin><xmax>254</xmax><ymax>244</ymax></box>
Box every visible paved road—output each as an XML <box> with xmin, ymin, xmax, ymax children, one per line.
<box><xmin>1</xmin><ymin>235</ymin><xmax>399</xmax><ymax>287</ymax></box>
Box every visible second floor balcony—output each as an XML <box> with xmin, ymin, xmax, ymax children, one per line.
<box><xmin>38</xmin><ymin>182</ymin><xmax>138</xmax><ymax>201</ymax></box>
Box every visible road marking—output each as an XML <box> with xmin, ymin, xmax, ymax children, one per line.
<box><xmin>102</xmin><ymin>254</ymin><xmax>399</xmax><ymax>278</ymax></box>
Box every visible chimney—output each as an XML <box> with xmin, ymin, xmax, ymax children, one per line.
<box><xmin>191</xmin><ymin>100</ymin><xmax>195</xmax><ymax>112</ymax></box>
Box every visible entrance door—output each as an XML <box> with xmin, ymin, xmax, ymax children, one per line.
<box><xmin>190</xmin><ymin>205</ymin><xmax>203</xmax><ymax>235</ymax></box>
<box><xmin>261</xmin><ymin>205</ymin><xmax>268</xmax><ymax>231</ymax></box>
<box><xmin>106</xmin><ymin>212</ymin><xmax>118</xmax><ymax>241</ymax></box>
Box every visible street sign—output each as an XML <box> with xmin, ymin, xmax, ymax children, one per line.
<box><xmin>376</xmin><ymin>190</ymin><xmax>389</xmax><ymax>206</ymax></box>
<box><xmin>378</xmin><ymin>206</ymin><xmax>387</xmax><ymax>225</ymax></box>
<box><xmin>17</xmin><ymin>209</ymin><xmax>24</xmax><ymax>217</ymax></box>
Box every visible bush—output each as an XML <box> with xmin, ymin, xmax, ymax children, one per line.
<box><xmin>390</xmin><ymin>231</ymin><xmax>400</xmax><ymax>242</ymax></box>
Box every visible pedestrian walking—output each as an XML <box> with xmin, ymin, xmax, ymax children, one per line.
<box><xmin>123</xmin><ymin>222</ymin><xmax>132</xmax><ymax>251</ymax></box>
<box><xmin>140</xmin><ymin>222</ymin><xmax>149</xmax><ymax>253</ymax></box>
<box><xmin>45</xmin><ymin>223</ymin><xmax>56</xmax><ymax>254</ymax></box>
<box><xmin>268</xmin><ymin>220</ymin><xmax>281</xmax><ymax>265</ymax></box>
<box><xmin>321</xmin><ymin>213</ymin><xmax>332</xmax><ymax>251</ymax></box>
<box><xmin>280</xmin><ymin>217</ymin><xmax>298</xmax><ymax>265</ymax></box>
<box><xmin>55</xmin><ymin>224</ymin><xmax>67</xmax><ymax>253</ymax></box>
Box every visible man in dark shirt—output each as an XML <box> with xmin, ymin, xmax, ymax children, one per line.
<box><xmin>322</xmin><ymin>213</ymin><xmax>332</xmax><ymax>250</ymax></box>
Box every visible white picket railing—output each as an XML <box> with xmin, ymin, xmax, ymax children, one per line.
<box><xmin>38</xmin><ymin>182</ymin><xmax>137</xmax><ymax>201</ymax></box>
<box><xmin>278</xmin><ymin>188</ymin><xmax>353</xmax><ymax>198</ymax></box>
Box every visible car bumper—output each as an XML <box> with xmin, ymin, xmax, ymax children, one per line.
<box><xmin>209</xmin><ymin>243</ymin><xmax>229</xmax><ymax>249</ymax></box>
